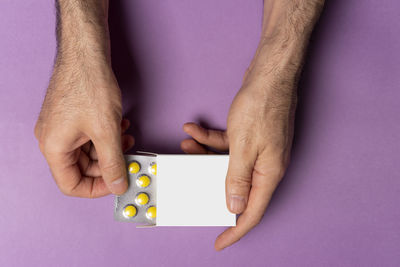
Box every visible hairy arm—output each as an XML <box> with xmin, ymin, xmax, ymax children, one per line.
<box><xmin>55</xmin><ymin>0</ymin><xmax>110</xmax><ymax>63</ymax></box>
<box><xmin>35</xmin><ymin>0</ymin><xmax>134</xmax><ymax>198</ymax></box>
<box><xmin>252</xmin><ymin>0</ymin><xmax>323</xmax><ymax>86</ymax></box>
<box><xmin>181</xmin><ymin>0</ymin><xmax>324</xmax><ymax>250</ymax></box>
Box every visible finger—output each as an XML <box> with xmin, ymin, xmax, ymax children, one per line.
<box><xmin>225</xmin><ymin>141</ymin><xmax>257</xmax><ymax>214</ymax></box>
<box><xmin>122</xmin><ymin>134</ymin><xmax>135</xmax><ymax>152</ymax></box>
<box><xmin>40</xmin><ymin>131</ymin><xmax>95</xmax><ymax>197</ymax></box>
<box><xmin>84</xmin><ymin>160</ymin><xmax>101</xmax><ymax>177</ymax></box>
<box><xmin>46</xmin><ymin>148</ymin><xmax>110</xmax><ymax>198</ymax></box>
<box><xmin>121</xmin><ymin>119</ymin><xmax>130</xmax><ymax>134</ymax></box>
<box><xmin>87</xmin><ymin>118</ymin><xmax>133</xmax><ymax>161</ymax></box>
<box><xmin>81</xmin><ymin>141</ymin><xmax>91</xmax><ymax>154</ymax></box>
<box><xmin>89</xmin><ymin>143</ymin><xmax>98</xmax><ymax>160</ymax></box>
<box><xmin>89</xmin><ymin>134</ymin><xmax>134</xmax><ymax>160</ymax></box>
<box><xmin>215</xmin><ymin>174</ymin><xmax>279</xmax><ymax>251</ymax></box>
<box><xmin>77</xmin><ymin>150</ymin><xmax>101</xmax><ymax>177</ymax></box>
<box><xmin>91</xmin><ymin>127</ymin><xmax>128</xmax><ymax>195</ymax></box>
<box><xmin>67</xmin><ymin>175</ymin><xmax>111</xmax><ymax>198</ymax></box>
<box><xmin>180</xmin><ymin>139</ymin><xmax>214</xmax><ymax>154</ymax></box>
<box><xmin>183</xmin><ymin>123</ymin><xmax>229</xmax><ymax>151</ymax></box>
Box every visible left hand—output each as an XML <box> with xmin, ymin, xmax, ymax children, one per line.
<box><xmin>181</xmin><ymin>43</ymin><xmax>297</xmax><ymax>250</ymax></box>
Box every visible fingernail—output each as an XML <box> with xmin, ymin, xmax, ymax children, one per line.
<box><xmin>110</xmin><ymin>177</ymin><xmax>127</xmax><ymax>195</ymax></box>
<box><xmin>229</xmin><ymin>195</ymin><xmax>246</xmax><ymax>214</ymax></box>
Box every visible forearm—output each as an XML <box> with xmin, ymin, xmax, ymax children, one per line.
<box><xmin>262</xmin><ymin>0</ymin><xmax>324</xmax><ymax>40</ymax></box>
<box><xmin>248</xmin><ymin>0</ymin><xmax>324</xmax><ymax>91</ymax></box>
<box><xmin>42</xmin><ymin>0</ymin><xmax>120</xmax><ymax>125</ymax></box>
<box><xmin>56</xmin><ymin>0</ymin><xmax>111</xmax><ymax>65</ymax></box>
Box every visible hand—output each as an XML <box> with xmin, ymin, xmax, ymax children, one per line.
<box><xmin>181</xmin><ymin>0</ymin><xmax>323</xmax><ymax>251</ymax></box>
<box><xmin>35</xmin><ymin>0</ymin><xmax>134</xmax><ymax>198</ymax></box>
<box><xmin>181</xmin><ymin>89</ymin><xmax>295</xmax><ymax>250</ymax></box>
<box><xmin>35</xmin><ymin>61</ymin><xmax>134</xmax><ymax>198</ymax></box>
<box><xmin>181</xmin><ymin>44</ymin><xmax>297</xmax><ymax>251</ymax></box>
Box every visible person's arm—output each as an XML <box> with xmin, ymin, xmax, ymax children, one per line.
<box><xmin>181</xmin><ymin>0</ymin><xmax>324</xmax><ymax>250</ymax></box>
<box><xmin>35</xmin><ymin>0</ymin><xmax>134</xmax><ymax>197</ymax></box>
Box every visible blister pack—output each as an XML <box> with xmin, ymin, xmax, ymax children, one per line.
<box><xmin>114</xmin><ymin>155</ymin><xmax>157</xmax><ymax>225</ymax></box>
<box><xmin>114</xmin><ymin>154</ymin><xmax>236</xmax><ymax>227</ymax></box>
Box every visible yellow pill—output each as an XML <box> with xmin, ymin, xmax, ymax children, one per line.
<box><xmin>135</xmin><ymin>193</ymin><xmax>149</xmax><ymax>206</ymax></box>
<box><xmin>146</xmin><ymin>206</ymin><xmax>157</xmax><ymax>219</ymax></box>
<box><xmin>128</xmin><ymin>161</ymin><xmax>141</xmax><ymax>174</ymax></box>
<box><xmin>123</xmin><ymin>205</ymin><xmax>137</xmax><ymax>218</ymax></box>
<box><xmin>149</xmin><ymin>162</ymin><xmax>157</xmax><ymax>175</ymax></box>
<box><xmin>136</xmin><ymin>175</ymin><xmax>151</xmax><ymax>188</ymax></box>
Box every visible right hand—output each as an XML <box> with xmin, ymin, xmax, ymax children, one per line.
<box><xmin>34</xmin><ymin>60</ymin><xmax>134</xmax><ymax>198</ymax></box>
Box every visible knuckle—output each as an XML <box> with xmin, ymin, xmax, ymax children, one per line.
<box><xmin>58</xmin><ymin>185</ymin><xmax>74</xmax><ymax>197</ymax></box>
<box><xmin>40</xmin><ymin>137</ymin><xmax>63</xmax><ymax>156</ymax></box>
<box><xmin>257</xmin><ymin>150</ymin><xmax>289</xmax><ymax>174</ymax></box>
<box><xmin>37</xmin><ymin>138</ymin><xmax>46</xmax><ymax>153</ymax></box>
<box><xmin>34</xmin><ymin>122</ymin><xmax>41</xmax><ymax>140</ymax></box>
<box><xmin>34</xmin><ymin>123</ymin><xmax>47</xmax><ymax>152</ymax></box>
<box><xmin>38</xmin><ymin>137</ymin><xmax>53</xmax><ymax>155</ymax></box>
<box><xmin>269</xmin><ymin>160</ymin><xmax>288</xmax><ymax>178</ymax></box>
<box><xmin>35</xmin><ymin>127</ymin><xmax>65</xmax><ymax>156</ymax></box>
<box><xmin>253</xmin><ymin>161</ymin><xmax>287</xmax><ymax>186</ymax></box>
<box><xmin>228</xmin><ymin>175</ymin><xmax>251</xmax><ymax>189</ymax></box>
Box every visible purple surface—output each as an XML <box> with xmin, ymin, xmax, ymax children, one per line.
<box><xmin>1</xmin><ymin>0</ymin><xmax>399</xmax><ymax>266</ymax></box>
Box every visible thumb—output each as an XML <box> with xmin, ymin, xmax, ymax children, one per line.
<box><xmin>92</xmin><ymin>130</ymin><xmax>128</xmax><ymax>195</ymax></box>
<box><xmin>226</xmin><ymin>143</ymin><xmax>257</xmax><ymax>214</ymax></box>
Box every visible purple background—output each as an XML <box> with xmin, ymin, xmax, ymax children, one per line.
<box><xmin>1</xmin><ymin>0</ymin><xmax>399</xmax><ymax>266</ymax></box>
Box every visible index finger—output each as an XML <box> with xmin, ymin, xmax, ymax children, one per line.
<box><xmin>214</xmin><ymin>172</ymin><xmax>280</xmax><ymax>251</ymax></box>
<box><xmin>46</xmin><ymin>148</ymin><xmax>111</xmax><ymax>198</ymax></box>
<box><xmin>41</xmin><ymin>130</ymin><xmax>111</xmax><ymax>198</ymax></box>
